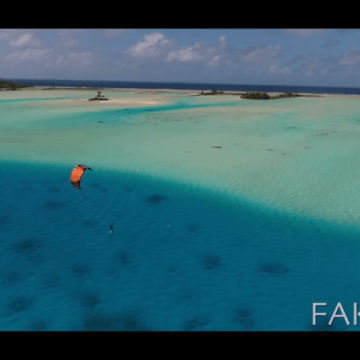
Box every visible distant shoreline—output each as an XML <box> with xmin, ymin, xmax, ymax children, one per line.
<box><xmin>2</xmin><ymin>85</ymin><xmax>360</xmax><ymax>98</ymax></box>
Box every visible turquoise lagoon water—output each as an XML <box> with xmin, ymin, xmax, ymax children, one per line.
<box><xmin>1</xmin><ymin>93</ymin><xmax>360</xmax><ymax>330</ymax></box>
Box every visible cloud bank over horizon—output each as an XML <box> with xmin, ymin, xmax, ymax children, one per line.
<box><xmin>1</xmin><ymin>29</ymin><xmax>359</xmax><ymax>87</ymax></box>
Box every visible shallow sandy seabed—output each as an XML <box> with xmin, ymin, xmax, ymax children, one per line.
<box><xmin>2</xmin><ymin>89</ymin><xmax>360</xmax><ymax>227</ymax></box>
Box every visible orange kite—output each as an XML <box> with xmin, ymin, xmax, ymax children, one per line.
<box><xmin>70</xmin><ymin>164</ymin><xmax>92</xmax><ymax>189</ymax></box>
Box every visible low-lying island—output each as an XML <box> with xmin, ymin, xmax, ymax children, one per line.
<box><xmin>88</xmin><ymin>91</ymin><xmax>109</xmax><ymax>101</ymax></box>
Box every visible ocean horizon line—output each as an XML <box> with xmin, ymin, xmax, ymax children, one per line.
<box><xmin>2</xmin><ymin>77</ymin><xmax>360</xmax><ymax>89</ymax></box>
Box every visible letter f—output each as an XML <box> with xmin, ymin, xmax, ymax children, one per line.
<box><xmin>313</xmin><ymin>303</ymin><xmax>327</xmax><ymax>325</ymax></box>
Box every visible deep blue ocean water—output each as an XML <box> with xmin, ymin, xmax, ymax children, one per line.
<box><xmin>3</xmin><ymin>78</ymin><xmax>360</xmax><ymax>95</ymax></box>
<box><xmin>2</xmin><ymin>159</ymin><xmax>360</xmax><ymax>331</ymax></box>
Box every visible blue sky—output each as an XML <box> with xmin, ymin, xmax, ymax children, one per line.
<box><xmin>1</xmin><ymin>29</ymin><xmax>360</xmax><ymax>87</ymax></box>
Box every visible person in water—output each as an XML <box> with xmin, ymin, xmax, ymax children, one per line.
<box><xmin>110</xmin><ymin>223</ymin><xmax>113</xmax><ymax>233</ymax></box>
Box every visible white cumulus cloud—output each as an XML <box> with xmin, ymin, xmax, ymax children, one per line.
<box><xmin>339</xmin><ymin>46</ymin><xmax>360</xmax><ymax>66</ymax></box>
<box><xmin>0</xmin><ymin>30</ymin><xmax>42</xmax><ymax>48</ymax></box>
<box><xmin>124</xmin><ymin>32</ymin><xmax>171</xmax><ymax>58</ymax></box>
<box><xmin>9</xmin><ymin>34</ymin><xmax>32</xmax><ymax>47</ymax></box>
<box><xmin>166</xmin><ymin>36</ymin><xmax>227</xmax><ymax>64</ymax></box>
<box><xmin>242</xmin><ymin>44</ymin><xmax>282</xmax><ymax>63</ymax></box>
<box><xmin>268</xmin><ymin>64</ymin><xmax>290</xmax><ymax>76</ymax></box>
<box><xmin>166</xmin><ymin>42</ymin><xmax>205</xmax><ymax>62</ymax></box>
<box><xmin>208</xmin><ymin>55</ymin><xmax>221</xmax><ymax>67</ymax></box>
<box><xmin>219</xmin><ymin>36</ymin><xmax>226</xmax><ymax>47</ymax></box>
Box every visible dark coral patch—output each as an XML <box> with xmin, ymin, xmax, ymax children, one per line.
<box><xmin>0</xmin><ymin>215</ymin><xmax>8</xmax><ymax>222</ymax></box>
<box><xmin>187</xmin><ymin>224</ymin><xmax>200</xmax><ymax>233</ymax></box>
<box><xmin>43</xmin><ymin>200</ymin><xmax>66</xmax><ymax>210</ymax></box>
<box><xmin>13</xmin><ymin>238</ymin><xmax>41</xmax><ymax>254</ymax></box>
<box><xmin>258</xmin><ymin>262</ymin><xmax>289</xmax><ymax>275</ymax></box>
<box><xmin>8</xmin><ymin>295</ymin><xmax>33</xmax><ymax>314</ymax></box>
<box><xmin>117</xmin><ymin>250</ymin><xmax>132</xmax><ymax>265</ymax></box>
<box><xmin>29</xmin><ymin>320</ymin><xmax>47</xmax><ymax>331</ymax></box>
<box><xmin>4</xmin><ymin>270</ymin><xmax>25</xmax><ymax>285</ymax></box>
<box><xmin>183</xmin><ymin>316</ymin><xmax>208</xmax><ymax>331</ymax></box>
<box><xmin>202</xmin><ymin>253</ymin><xmax>221</xmax><ymax>270</ymax></box>
<box><xmin>234</xmin><ymin>307</ymin><xmax>256</xmax><ymax>329</ymax></box>
<box><xmin>0</xmin><ymin>215</ymin><xmax>11</xmax><ymax>226</ymax></box>
<box><xmin>71</xmin><ymin>263</ymin><xmax>90</xmax><ymax>278</ymax></box>
<box><xmin>143</xmin><ymin>194</ymin><xmax>169</xmax><ymax>204</ymax></box>
<box><xmin>80</xmin><ymin>292</ymin><xmax>101</xmax><ymax>307</ymax></box>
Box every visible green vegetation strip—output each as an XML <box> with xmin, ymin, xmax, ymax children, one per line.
<box><xmin>240</xmin><ymin>91</ymin><xmax>302</xmax><ymax>100</ymax></box>
<box><xmin>197</xmin><ymin>90</ymin><xmax>312</xmax><ymax>99</ymax></box>
<box><xmin>199</xmin><ymin>90</ymin><xmax>224</xmax><ymax>95</ymax></box>
<box><xmin>0</xmin><ymin>80</ymin><xmax>34</xmax><ymax>90</ymax></box>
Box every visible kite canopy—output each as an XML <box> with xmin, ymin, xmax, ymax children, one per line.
<box><xmin>70</xmin><ymin>164</ymin><xmax>92</xmax><ymax>189</ymax></box>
